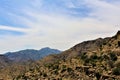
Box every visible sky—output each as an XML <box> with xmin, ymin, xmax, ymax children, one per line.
<box><xmin>0</xmin><ymin>0</ymin><xmax>120</xmax><ymax>54</ymax></box>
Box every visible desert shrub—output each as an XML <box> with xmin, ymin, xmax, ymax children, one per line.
<box><xmin>108</xmin><ymin>43</ymin><xmax>111</xmax><ymax>46</ymax></box>
<box><xmin>53</xmin><ymin>69</ymin><xmax>58</xmax><ymax>75</ymax></box>
<box><xmin>108</xmin><ymin>60</ymin><xmax>114</xmax><ymax>68</ymax></box>
<box><xmin>67</xmin><ymin>67</ymin><xmax>73</xmax><ymax>72</ymax></box>
<box><xmin>109</xmin><ymin>52</ymin><xmax>117</xmax><ymax>61</ymax></box>
<box><xmin>62</xmin><ymin>65</ymin><xmax>66</xmax><ymax>69</ymax></box>
<box><xmin>95</xmin><ymin>72</ymin><xmax>101</xmax><ymax>80</ymax></box>
<box><xmin>115</xmin><ymin>61</ymin><xmax>120</xmax><ymax>68</ymax></box>
<box><xmin>15</xmin><ymin>75</ymin><xmax>22</xmax><ymax>79</ymax></box>
<box><xmin>58</xmin><ymin>78</ymin><xmax>62</xmax><ymax>80</ymax></box>
<box><xmin>84</xmin><ymin>58</ymin><xmax>90</xmax><ymax>63</ymax></box>
<box><xmin>61</xmin><ymin>68</ymin><xmax>66</xmax><ymax>73</ymax></box>
<box><xmin>52</xmin><ymin>65</ymin><xmax>59</xmax><ymax>70</ymax></box>
<box><xmin>90</xmin><ymin>53</ymin><xmax>98</xmax><ymax>60</ymax></box>
<box><xmin>61</xmin><ymin>65</ymin><xmax>67</xmax><ymax>73</ymax></box>
<box><xmin>44</xmin><ymin>63</ymin><xmax>52</xmax><ymax>68</ymax></box>
<box><xmin>103</xmin><ymin>42</ymin><xmax>107</xmax><ymax>45</ymax></box>
<box><xmin>43</xmin><ymin>73</ymin><xmax>47</xmax><ymax>77</ymax></box>
<box><xmin>80</xmin><ymin>52</ymin><xmax>88</xmax><ymax>60</ymax></box>
<box><xmin>18</xmin><ymin>74</ymin><xmax>28</xmax><ymax>79</ymax></box>
<box><xmin>102</xmin><ymin>54</ymin><xmax>109</xmax><ymax>60</ymax></box>
<box><xmin>99</xmin><ymin>44</ymin><xmax>103</xmax><ymax>51</ymax></box>
<box><xmin>91</xmin><ymin>62</ymin><xmax>96</xmax><ymax>67</ymax></box>
<box><xmin>85</xmin><ymin>69</ymin><xmax>89</xmax><ymax>75</ymax></box>
<box><xmin>112</xmin><ymin>67</ymin><xmax>120</xmax><ymax>75</ymax></box>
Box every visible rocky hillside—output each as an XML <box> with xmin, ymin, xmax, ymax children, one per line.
<box><xmin>15</xmin><ymin>31</ymin><xmax>120</xmax><ymax>80</ymax></box>
<box><xmin>0</xmin><ymin>31</ymin><xmax>120</xmax><ymax>80</ymax></box>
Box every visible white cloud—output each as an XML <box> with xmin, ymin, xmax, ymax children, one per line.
<box><xmin>0</xmin><ymin>25</ymin><xmax>27</xmax><ymax>32</ymax></box>
<box><xmin>84</xmin><ymin>0</ymin><xmax>120</xmax><ymax>24</ymax></box>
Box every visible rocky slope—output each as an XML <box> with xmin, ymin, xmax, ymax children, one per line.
<box><xmin>15</xmin><ymin>31</ymin><xmax>120</xmax><ymax>80</ymax></box>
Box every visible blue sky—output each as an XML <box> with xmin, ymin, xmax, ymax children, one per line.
<box><xmin>0</xmin><ymin>0</ymin><xmax>120</xmax><ymax>53</ymax></box>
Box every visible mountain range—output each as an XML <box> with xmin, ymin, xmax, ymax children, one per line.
<box><xmin>4</xmin><ymin>47</ymin><xmax>61</xmax><ymax>62</ymax></box>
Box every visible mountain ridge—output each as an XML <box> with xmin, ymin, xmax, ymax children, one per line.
<box><xmin>4</xmin><ymin>47</ymin><xmax>61</xmax><ymax>62</ymax></box>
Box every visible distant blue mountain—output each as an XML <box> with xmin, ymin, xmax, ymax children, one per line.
<box><xmin>5</xmin><ymin>47</ymin><xmax>61</xmax><ymax>62</ymax></box>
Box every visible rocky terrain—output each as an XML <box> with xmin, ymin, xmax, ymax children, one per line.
<box><xmin>0</xmin><ymin>31</ymin><xmax>120</xmax><ymax>80</ymax></box>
